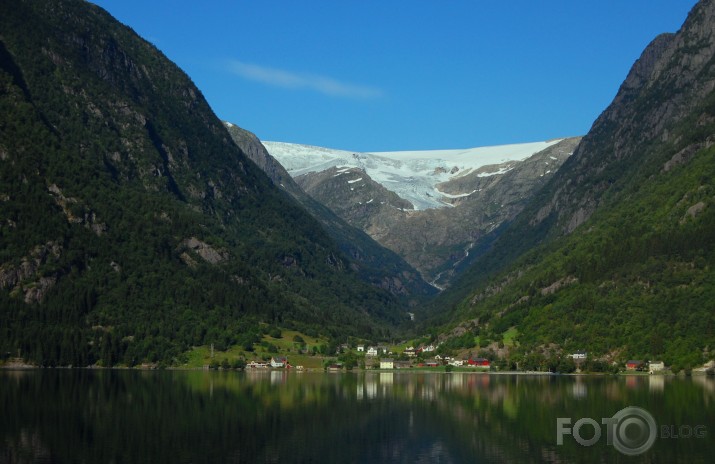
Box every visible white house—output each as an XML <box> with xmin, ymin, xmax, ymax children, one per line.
<box><xmin>357</xmin><ymin>345</ymin><xmax>365</xmax><ymax>352</ymax></box>
<box><xmin>367</xmin><ymin>346</ymin><xmax>379</xmax><ymax>357</ymax></box>
<box><xmin>380</xmin><ymin>359</ymin><xmax>394</xmax><ymax>369</ymax></box>
<box><xmin>449</xmin><ymin>359</ymin><xmax>464</xmax><ymax>367</ymax></box>
<box><xmin>270</xmin><ymin>356</ymin><xmax>287</xmax><ymax>368</ymax></box>
<box><xmin>247</xmin><ymin>361</ymin><xmax>268</xmax><ymax>369</ymax></box>
<box><xmin>422</xmin><ymin>344</ymin><xmax>436</xmax><ymax>352</ymax></box>
<box><xmin>404</xmin><ymin>347</ymin><xmax>417</xmax><ymax>358</ymax></box>
<box><xmin>569</xmin><ymin>351</ymin><xmax>588</xmax><ymax>360</ymax></box>
<box><xmin>649</xmin><ymin>361</ymin><xmax>665</xmax><ymax>373</ymax></box>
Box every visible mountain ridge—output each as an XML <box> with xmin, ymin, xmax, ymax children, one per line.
<box><xmin>0</xmin><ymin>0</ymin><xmax>410</xmax><ymax>366</ymax></box>
<box><xmin>224</xmin><ymin>122</ymin><xmax>436</xmax><ymax>301</ymax></box>
<box><xmin>423</xmin><ymin>0</ymin><xmax>715</xmax><ymax>370</ymax></box>
<box><xmin>263</xmin><ymin>137</ymin><xmax>581</xmax><ymax>286</ymax></box>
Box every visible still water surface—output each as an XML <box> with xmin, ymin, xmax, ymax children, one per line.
<box><xmin>1</xmin><ymin>369</ymin><xmax>713</xmax><ymax>463</ymax></box>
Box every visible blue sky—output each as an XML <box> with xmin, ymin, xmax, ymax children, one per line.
<box><xmin>91</xmin><ymin>1</ymin><xmax>697</xmax><ymax>152</ymax></box>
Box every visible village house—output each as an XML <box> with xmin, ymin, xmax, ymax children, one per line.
<box><xmin>366</xmin><ymin>346</ymin><xmax>379</xmax><ymax>357</ymax></box>
<box><xmin>247</xmin><ymin>361</ymin><xmax>268</xmax><ymax>369</ymax></box>
<box><xmin>338</xmin><ymin>343</ymin><xmax>350</xmax><ymax>353</ymax></box>
<box><xmin>380</xmin><ymin>359</ymin><xmax>394</xmax><ymax>369</ymax></box>
<box><xmin>357</xmin><ymin>345</ymin><xmax>365</xmax><ymax>352</ymax></box>
<box><xmin>569</xmin><ymin>351</ymin><xmax>588</xmax><ymax>360</ymax></box>
<box><xmin>468</xmin><ymin>358</ymin><xmax>491</xmax><ymax>368</ymax></box>
<box><xmin>649</xmin><ymin>361</ymin><xmax>665</xmax><ymax>373</ymax></box>
<box><xmin>404</xmin><ymin>347</ymin><xmax>418</xmax><ymax>358</ymax></box>
<box><xmin>419</xmin><ymin>360</ymin><xmax>439</xmax><ymax>368</ymax></box>
<box><xmin>625</xmin><ymin>360</ymin><xmax>644</xmax><ymax>371</ymax></box>
<box><xmin>421</xmin><ymin>344</ymin><xmax>436</xmax><ymax>353</ymax></box>
<box><xmin>270</xmin><ymin>356</ymin><xmax>287</xmax><ymax>368</ymax></box>
<box><xmin>449</xmin><ymin>359</ymin><xmax>464</xmax><ymax>367</ymax></box>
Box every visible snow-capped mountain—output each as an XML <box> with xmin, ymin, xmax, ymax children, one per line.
<box><xmin>259</xmin><ymin>137</ymin><xmax>581</xmax><ymax>288</ymax></box>
<box><xmin>263</xmin><ymin>140</ymin><xmax>565</xmax><ymax>210</ymax></box>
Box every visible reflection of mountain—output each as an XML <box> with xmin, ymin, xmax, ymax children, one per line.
<box><xmin>2</xmin><ymin>371</ymin><xmax>714</xmax><ymax>463</ymax></box>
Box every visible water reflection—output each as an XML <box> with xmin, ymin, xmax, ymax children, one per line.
<box><xmin>650</xmin><ymin>375</ymin><xmax>665</xmax><ymax>393</ymax></box>
<box><xmin>571</xmin><ymin>378</ymin><xmax>588</xmax><ymax>399</ymax></box>
<box><xmin>1</xmin><ymin>370</ymin><xmax>713</xmax><ymax>463</ymax></box>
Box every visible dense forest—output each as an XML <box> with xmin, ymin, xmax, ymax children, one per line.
<box><xmin>421</xmin><ymin>1</ymin><xmax>715</xmax><ymax>371</ymax></box>
<box><xmin>2</xmin><ymin>0</ymin><xmax>714</xmax><ymax>370</ymax></box>
<box><xmin>0</xmin><ymin>0</ymin><xmax>407</xmax><ymax>367</ymax></box>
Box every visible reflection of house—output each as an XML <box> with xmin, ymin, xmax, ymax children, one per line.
<box><xmin>380</xmin><ymin>359</ymin><xmax>394</xmax><ymax>369</ymax></box>
<box><xmin>649</xmin><ymin>361</ymin><xmax>665</xmax><ymax>373</ymax></box>
<box><xmin>626</xmin><ymin>360</ymin><xmax>644</xmax><ymax>371</ymax></box>
<box><xmin>468</xmin><ymin>358</ymin><xmax>490</xmax><ymax>368</ymax></box>
<box><xmin>570</xmin><ymin>351</ymin><xmax>588</xmax><ymax>360</ymax></box>
<box><xmin>270</xmin><ymin>356</ymin><xmax>287</xmax><ymax>368</ymax></box>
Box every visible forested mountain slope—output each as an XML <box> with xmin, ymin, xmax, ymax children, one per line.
<box><xmin>224</xmin><ymin>123</ymin><xmax>435</xmax><ymax>302</ymax></box>
<box><xmin>0</xmin><ymin>0</ymin><xmax>407</xmax><ymax>366</ymax></box>
<box><xmin>427</xmin><ymin>0</ymin><xmax>715</xmax><ymax>370</ymax></box>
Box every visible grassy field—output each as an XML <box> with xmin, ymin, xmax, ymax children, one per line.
<box><xmin>502</xmin><ymin>327</ymin><xmax>519</xmax><ymax>347</ymax></box>
<box><xmin>181</xmin><ymin>328</ymin><xmax>330</xmax><ymax>369</ymax></box>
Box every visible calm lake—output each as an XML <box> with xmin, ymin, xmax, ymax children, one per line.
<box><xmin>1</xmin><ymin>369</ymin><xmax>713</xmax><ymax>463</ymax></box>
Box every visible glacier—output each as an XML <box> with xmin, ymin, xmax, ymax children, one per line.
<box><xmin>263</xmin><ymin>139</ymin><xmax>564</xmax><ymax>210</ymax></box>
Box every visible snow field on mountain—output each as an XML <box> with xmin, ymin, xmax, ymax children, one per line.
<box><xmin>263</xmin><ymin>139</ymin><xmax>563</xmax><ymax>210</ymax></box>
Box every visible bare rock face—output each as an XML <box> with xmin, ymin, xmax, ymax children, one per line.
<box><xmin>528</xmin><ymin>0</ymin><xmax>715</xmax><ymax>236</ymax></box>
<box><xmin>225</xmin><ymin>123</ymin><xmax>436</xmax><ymax>300</ymax></box>
<box><xmin>224</xmin><ymin>124</ymin><xmax>303</xmax><ymax>199</ymax></box>
<box><xmin>287</xmin><ymin>137</ymin><xmax>580</xmax><ymax>287</ymax></box>
<box><xmin>48</xmin><ymin>184</ymin><xmax>107</xmax><ymax>235</ymax></box>
<box><xmin>0</xmin><ymin>241</ymin><xmax>62</xmax><ymax>303</ymax></box>
<box><xmin>295</xmin><ymin>166</ymin><xmax>413</xmax><ymax>232</ymax></box>
<box><xmin>181</xmin><ymin>237</ymin><xmax>228</xmax><ymax>265</ymax></box>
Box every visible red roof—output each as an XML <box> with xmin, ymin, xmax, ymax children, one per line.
<box><xmin>468</xmin><ymin>358</ymin><xmax>490</xmax><ymax>366</ymax></box>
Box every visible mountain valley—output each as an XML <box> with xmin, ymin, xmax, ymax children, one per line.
<box><xmin>0</xmin><ymin>0</ymin><xmax>713</xmax><ymax>373</ymax></box>
<box><xmin>262</xmin><ymin>137</ymin><xmax>582</xmax><ymax>287</ymax></box>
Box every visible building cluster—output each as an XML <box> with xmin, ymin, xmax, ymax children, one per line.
<box><xmin>241</xmin><ymin>348</ymin><xmax>669</xmax><ymax>374</ymax></box>
<box><xmin>568</xmin><ymin>351</ymin><xmax>667</xmax><ymax>373</ymax></box>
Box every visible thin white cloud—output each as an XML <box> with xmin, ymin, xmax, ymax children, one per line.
<box><xmin>226</xmin><ymin>59</ymin><xmax>383</xmax><ymax>99</ymax></box>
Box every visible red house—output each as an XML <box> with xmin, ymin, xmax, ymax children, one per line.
<box><xmin>468</xmin><ymin>357</ymin><xmax>491</xmax><ymax>367</ymax></box>
<box><xmin>626</xmin><ymin>360</ymin><xmax>644</xmax><ymax>371</ymax></box>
